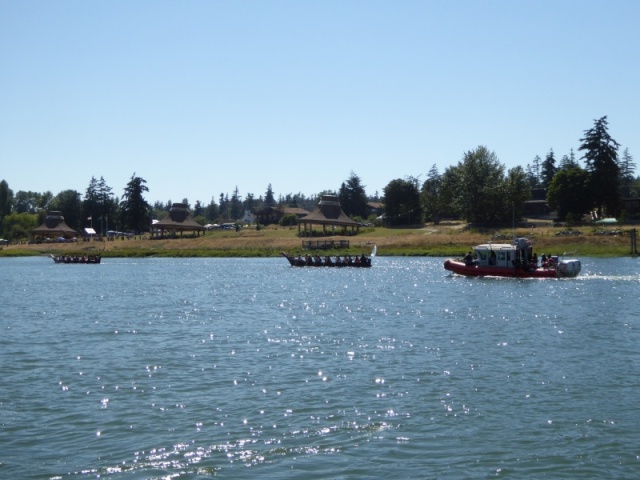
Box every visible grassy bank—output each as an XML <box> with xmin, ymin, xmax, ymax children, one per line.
<box><xmin>0</xmin><ymin>224</ymin><xmax>635</xmax><ymax>258</ymax></box>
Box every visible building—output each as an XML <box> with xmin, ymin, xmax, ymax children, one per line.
<box><xmin>31</xmin><ymin>211</ymin><xmax>78</xmax><ymax>241</ymax></box>
<box><xmin>297</xmin><ymin>195</ymin><xmax>360</xmax><ymax>236</ymax></box>
<box><xmin>153</xmin><ymin>203</ymin><xmax>205</xmax><ymax>238</ymax></box>
<box><xmin>365</xmin><ymin>201</ymin><xmax>383</xmax><ymax>216</ymax></box>
<box><xmin>254</xmin><ymin>206</ymin><xmax>309</xmax><ymax>226</ymax></box>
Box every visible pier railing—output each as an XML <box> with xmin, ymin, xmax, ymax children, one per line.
<box><xmin>302</xmin><ymin>240</ymin><xmax>350</xmax><ymax>250</ymax></box>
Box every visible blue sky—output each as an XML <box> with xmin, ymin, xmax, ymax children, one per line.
<box><xmin>1</xmin><ymin>1</ymin><xmax>638</xmax><ymax>206</ymax></box>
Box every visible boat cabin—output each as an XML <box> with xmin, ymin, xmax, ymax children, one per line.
<box><xmin>472</xmin><ymin>238</ymin><xmax>533</xmax><ymax>269</ymax></box>
<box><xmin>473</xmin><ymin>243</ymin><xmax>515</xmax><ymax>268</ymax></box>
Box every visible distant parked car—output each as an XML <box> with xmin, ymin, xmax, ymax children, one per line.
<box><xmin>0</xmin><ymin>239</ymin><xmax>8</xmax><ymax>246</ymax></box>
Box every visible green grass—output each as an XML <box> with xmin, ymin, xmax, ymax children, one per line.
<box><xmin>1</xmin><ymin>224</ymin><xmax>636</xmax><ymax>258</ymax></box>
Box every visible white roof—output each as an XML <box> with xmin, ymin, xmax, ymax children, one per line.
<box><xmin>475</xmin><ymin>243</ymin><xmax>514</xmax><ymax>250</ymax></box>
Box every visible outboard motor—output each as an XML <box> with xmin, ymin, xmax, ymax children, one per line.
<box><xmin>558</xmin><ymin>259</ymin><xmax>581</xmax><ymax>277</ymax></box>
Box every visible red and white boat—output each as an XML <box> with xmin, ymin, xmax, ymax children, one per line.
<box><xmin>444</xmin><ymin>237</ymin><xmax>581</xmax><ymax>278</ymax></box>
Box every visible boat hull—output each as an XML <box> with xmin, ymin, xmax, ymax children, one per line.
<box><xmin>444</xmin><ymin>259</ymin><xmax>580</xmax><ymax>278</ymax></box>
<box><xmin>51</xmin><ymin>255</ymin><xmax>101</xmax><ymax>264</ymax></box>
<box><xmin>281</xmin><ymin>253</ymin><xmax>371</xmax><ymax>268</ymax></box>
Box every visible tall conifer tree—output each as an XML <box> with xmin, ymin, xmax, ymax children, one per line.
<box><xmin>579</xmin><ymin>116</ymin><xmax>620</xmax><ymax>216</ymax></box>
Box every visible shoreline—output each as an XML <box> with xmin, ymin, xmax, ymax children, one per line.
<box><xmin>0</xmin><ymin>224</ymin><xmax>635</xmax><ymax>258</ymax></box>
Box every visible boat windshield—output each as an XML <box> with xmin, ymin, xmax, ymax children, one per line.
<box><xmin>475</xmin><ymin>249</ymin><xmax>488</xmax><ymax>261</ymax></box>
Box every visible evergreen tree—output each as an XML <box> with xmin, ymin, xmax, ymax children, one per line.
<box><xmin>579</xmin><ymin>116</ymin><xmax>620</xmax><ymax>216</ymax></box>
<box><xmin>631</xmin><ymin>176</ymin><xmax>640</xmax><ymax>198</ymax></box>
<box><xmin>619</xmin><ymin>148</ymin><xmax>636</xmax><ymax>198</ymax></box>
<box><xmin>421</xmin><ymin>164</ymin><xmax>442</xmax><ymax>224</ymax></box>
<box><xmin>243</xmin><ymin>193</ymin><xmax>256</xmax><ymax>213</ymax></box>
<box><xmin>264</xmin><ymin>184</ymin><xmax>276</xmax><ymax>207</ymax></box>
<box><xmin>193</xmin><ymin>200</ymin><xmax>204</xmax><ymax>217</ymax></box>
<box><xmin>532</xmin><ymin>155</ymin><xmax>541</xmax><ymax>185</ymax></box>
<box><xmin>96</xmin><ymin>177</ymin><xmax>115</xmax><ymax>235</ymax></box>
<box><xmin>151</xmin><ymin>201</ymin><xmax>167</xmax><ymax>222</ymax></box>
<box><xmin>338</xmin><ymin>171</ymin><xmax>368</xmax><ymax>217</ymax></box>
<box><xmin>120</xmin><ymin>173</ymin><xmax>151</xmax><ymax>233</ymax></box>
<box><xmin>219</xmin><ymin>193</ymin><xmax>231</xmax><ymax>220</ymax></box>
<box><xmin>525</xmin><ymin>163</ymin><xmax>538</xmax><ymax>188</ymax></box>
<box><xmin>230</xmin><ymin>186</ymin><xmax>242</xmax><ymax>220</ymax></box>
<box><xmin>559</xmin><ymin>148</ymin><xmax>579</xmax><ymax>171</ymax></box>
<box><xmin>541</xmin><ymin>149</ymin><xmax>557</xmax><ymax>188</ymax></box>
<box><xmin>0</xmin><ymin>180</ymin><xmax>13</xmax><ymax>232</ymax></box>
<box><xmin>83</xmin><ymin>177</ymin><xmax>100</xmax><ymax>229</ymax></box>
<box><xmin>283</xmin><ymin>193</ymin><xmax>294</xmax><ymax>206</ymax></box>
<box><xmin>205</xmin><ymin>197</ymin><xmax>219</xmax><ymax>222</ymax></box>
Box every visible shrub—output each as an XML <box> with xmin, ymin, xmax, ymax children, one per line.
<box><xmin>279</xmin><ymin>214</ymin><xmax>298</xmax><ymax>227</ymax></box>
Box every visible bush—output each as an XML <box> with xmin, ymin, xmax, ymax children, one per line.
<box><xmin>564</xmin><ymin>212</ymin><xmax>580</xmax><ymax>226</ymax></box>
<box><xmin>279</xmin><ymin>214</ymin><xmax>298</xmax><ymax>227</ymax></box>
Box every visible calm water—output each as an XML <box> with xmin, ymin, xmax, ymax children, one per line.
<box><xmin>1</xmin><ymin>255</ymin><xmax>639</xmax><ymax>479</ymax></box>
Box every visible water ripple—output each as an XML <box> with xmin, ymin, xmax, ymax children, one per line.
<box><xmin>1</xmin><ymin>257</ymin><xmax>639</xmax><ymax>478</ymax></box>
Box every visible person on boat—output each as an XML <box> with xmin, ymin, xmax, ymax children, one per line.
<box><xmin>464</xmin><ymin>251</ymin><xmax>474</xmax><ymax>266</ymax></box>
<box><xmin>324</xmin><ymin>255</ymin><xmax>333</xmax><ymax>266</ymax></box>
<box><xmin>513</xmin><ymin>250</ymin><xmax>521</xmax><ymax>268</ymax></box>
<box><xmin>489</xmin><ymin>250</ymin><xmax>496</xmax><ymax>265</ymax></box>
<box><xmin>360</xmin><ymin>253</ymin><xmax>367</xmax><ymax>264</ymax></box>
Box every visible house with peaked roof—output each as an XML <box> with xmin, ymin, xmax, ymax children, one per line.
<box><xmin>297</xmin><ymin>195</ymin><xmax>360</xmax><ymax>236</ymax></box>
<box><xmin>254</xmin><ymin>206</ymin><xmax>309</xmax><ymax>226</ymax></box>
<box><xmin>284</xmin><ymin>206</ymin><xmax>310</xmax><ymax>219</ymax></box>
<box><xmin>366</xmin><ymin>201</ymin><xmax>383</xmax><ymax>216</ymax></box>
<box><xmin>31</xmin><ymin>211</ymin><xmax>78</xmax><ymax>241</ymax></box>
<box><xmin>152</xmin><ymin>203</ymin><xmax>205</xmax><ymax>238</ymax></box>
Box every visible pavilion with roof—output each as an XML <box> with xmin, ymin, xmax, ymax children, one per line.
<box><xmin>152</xmin><ymin>203</ymin><xmax>206</xmax><ymax>238</ymax></box>
<box><xmin>31</xmin><ymin>211</ymin><xmax>78</xmax><ymax>241</ymax></box>
<box><xmin>297</xmin><ymin>195</ymin><xmax>360</xmax><ymax>236</ymax></box>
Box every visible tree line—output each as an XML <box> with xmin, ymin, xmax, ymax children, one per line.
<box><xmin>0</xmin><ymin>170</ymin><xmax>380</xmax><ymax>240</ymax></box>
<box><xmin>384</xmin><ymin>116</ymin><xmax>637</xmax><ymax>227</ymax></box>
<box><xmin>1</xmin><ymin>116</ymin><xmax>637</xmax><ymax>241</ymax></box>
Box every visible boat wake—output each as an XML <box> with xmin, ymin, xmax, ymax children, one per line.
<box><xmin>573</xmin><ymin>273</ymin><xmax>640</xmax><ymax>282</ymax></box>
